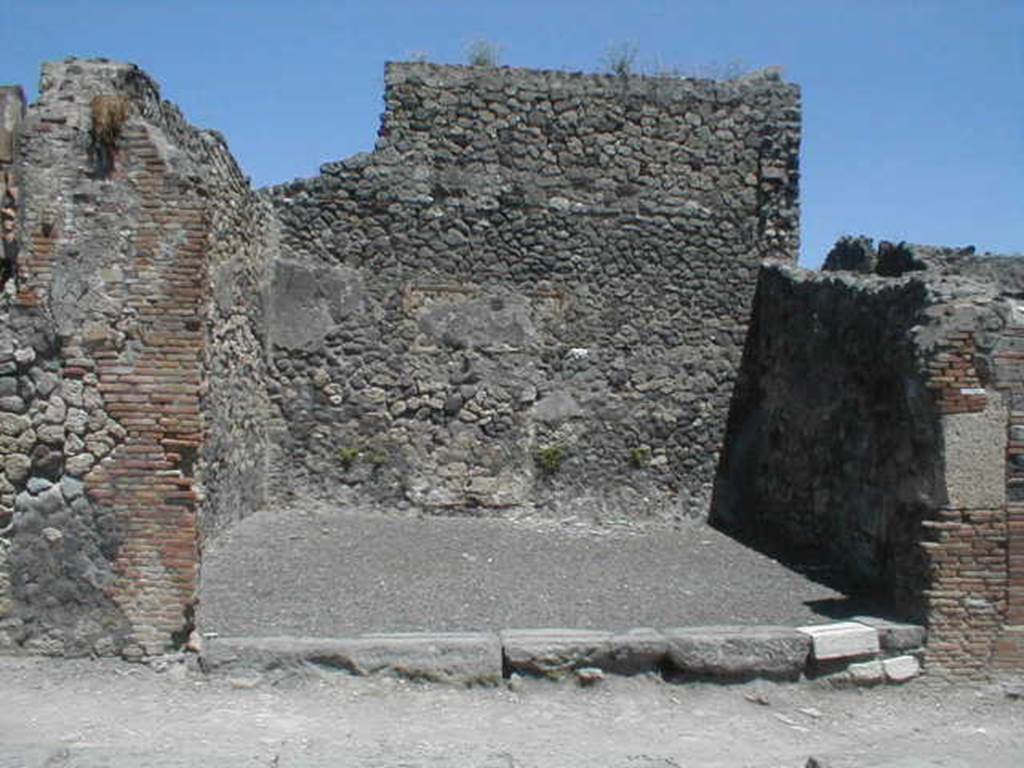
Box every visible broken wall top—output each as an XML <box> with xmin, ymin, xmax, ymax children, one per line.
<box><xmin>824</xmin><ymin>236</ymin><xmax>1024</xmax><ymax>295</ymax></box>
<box><xmin>274</xmin><ymin>60</ymin><xmax>801</xmax><ymax>263</ymax></box>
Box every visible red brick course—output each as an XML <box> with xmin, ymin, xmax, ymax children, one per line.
<box><xmin>919</xmin><ymin>328</ymin><xmax>1024</xmax><ymax>674</ymax></box>
<box><xmin>14</xmin><ymin>119</ymin><xmax>206</xmax><ymax>652</ymax></box>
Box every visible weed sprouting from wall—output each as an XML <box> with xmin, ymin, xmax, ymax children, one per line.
<box><xmin>602</xmin><ymin>43</ymin><xmax>639</xmax><ymax>77</ymax></box>
<box><xmin>90</xmin><ymin>94</ymin><xmax>131</xmax><ymax>176</ymax></box>
<box><xmin>536</xmin><ymin>445</ymin><xmax>565</xmax><ymax>475</ymax></box>
<box><xmin>91</xmin><ymin>95</ymin><xmax>131</xmax><ymax>146</ymax></box>
<box><xmin>630</xmin><ymin>446</ymin><xmax>652</xmax><ymax>468</ymax></box>
<box><xmin>338</xmin><ymin>443</ymin><xmax>390</xmax><ymax>471</ymax></box>
<box><xmin>466</xmin><ymin>40</ymin><xmax>502</xmax><ymax>67</ymax></box>
<box><xmin>338</xmin><ymin>446</ymin><xmax>360</xmax><ymax>470</ymax></box>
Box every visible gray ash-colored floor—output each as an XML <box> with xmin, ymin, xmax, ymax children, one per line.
<box><xmin>198</xmin><ymin>506</ymin><xmax>846</xmax><ymax>638</ymax></box>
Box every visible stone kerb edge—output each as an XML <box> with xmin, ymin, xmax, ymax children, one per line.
<box><xmin>199</xmin><ymin>619</ymin><xmax>925</xmax><ymax>686</ymax></box>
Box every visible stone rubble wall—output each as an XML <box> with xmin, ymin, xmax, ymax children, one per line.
<box><xmin>713</xmin><ymin>244</ymin><xmax>1021</xmax><ymax>676</ymax></box>
<box><xmin>0</xmin><ymin>85</ymin><xmax>26</xmax><ymax>636</ymax></box>
<box><xmin>3</xmin><ymin>58</ymin><xmax>1016</xmax><ymax>676</ymax></box>
<box><xmin>0</xmin><ymin>60</ymin><xmax>275</xmax><ymax>656</ymax></box>
<box><xmin>264</xmin><ymin>62</ymin><xmax>800</xmax><ymax>520</ymax></box>
<box><xmin>711</xmin><ymin>264</ymin><xmax>943</xmax><ymax>600</ymax></box>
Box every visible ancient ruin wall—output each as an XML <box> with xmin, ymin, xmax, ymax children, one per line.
<box><xmin>0</xmin><ymin>61</ymin><xmax>275</xmax><ymax>656</ymax></box>
<box><xmin>712</xmin><ymin>264</ymin><xmax>943</xmax><ymax>598</ymax></box>
<box><xmin>0</xmin><ymin>85</ymin><xmax>26</xmax><ymax>627</ymax></box>
<box><xmin>265</xmin><ymin>62</ymin><xmax>800</xmax><ymax>519</ymax></box>
<box><xmin>713</xmin><ymin>251</ymin><xmax>1022</xmax><ymax>676</ymax></box>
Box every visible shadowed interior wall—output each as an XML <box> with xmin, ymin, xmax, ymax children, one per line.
<box><xmin>713</xmin><ymin>251</ymin><xmax>1022</xmax><ymax>677</ymax></box>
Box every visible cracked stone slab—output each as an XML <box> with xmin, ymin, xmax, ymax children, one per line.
<box><xmin>662</xmin><ymin>625</ymin><xmax>811</xmax><ymax>680</ymax></box>
<box><xmin>605</xmin><ymin>628</ymin><xmax>669</xmax><ymax>674</ymax></box>
<box><xmin>501</xmin><ymin>629</ymin><xmax>615</xmax><ymax>678</ymax></box>
<box><xmin>502</xmin><ymin>628</ymin><xmax>670</xmax><ymax>677</ymax></box>
<box><xmin>201</xmin><ymin>633</ymin><xmax>503</xmax><ymax>685</ymax></box>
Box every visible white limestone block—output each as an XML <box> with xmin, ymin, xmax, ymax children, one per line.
<box><xmin>797</xmin><ymin>621</ymin><xmax>880</xmax><ymax>661</ymax></box>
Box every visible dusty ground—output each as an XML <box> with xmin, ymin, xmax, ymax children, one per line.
<box><xmin>200</xmin><ymin>509</ymin><xmax>851</xmax><ymax>637</ymax></box>
<box><xmin>0</xmin><ymin>656</ymin><xmax>1021</xmax><ymax>768</ymax></box>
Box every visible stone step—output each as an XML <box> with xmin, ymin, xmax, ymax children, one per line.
<box><xmin>201</xmin><ymin>619</ymin><xmax>924</xmax><ymax>686</ymax></box>
<box><xmin>797</xmin><ymin>621</ymin><xmax>881</xmax><ymax>661</ymax></box>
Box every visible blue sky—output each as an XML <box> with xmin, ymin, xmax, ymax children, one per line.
<box><xmin>2</xmin><ymin>0</ymin><xmax>1021</xmax><ymax>266</ymax></box>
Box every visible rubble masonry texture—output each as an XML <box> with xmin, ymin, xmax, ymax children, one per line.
<box><xmin>0</xmin><ymin>60</ymin><xmax>1019</xmax><ymax>676</ymax></box>
<box><xmin>264</xmin><ymin>62</ymin><xmax>799</xmax><ymax>518</ymax></box>
<box><xmin>0</xmin><ymin>61</ymin><xmax>275</xmax><ymax>656</ymax></box>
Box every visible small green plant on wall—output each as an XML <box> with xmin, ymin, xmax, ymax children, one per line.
<box><xmin>339</xmin><ymin>441</ymin><xmax>392</xmax><ymax>471</ymax></box>
<box><xmin>536</xmin><ymin>444</ymin><xmax>565</xmax><ymax>475</ymax></box>
<box><xmin>337</xmin><ymin>446</ymin><xmax>361</xmax><ymax>470</ymax></box>
<box><xmin>366</xmin><ymin>448</ymin><xmax>390</xmax><ymax>466</ymax></box>
<box><xmin>630</xmin><ymin>445</ymin><xmax>651</xmax><ymax>468</ymax></box>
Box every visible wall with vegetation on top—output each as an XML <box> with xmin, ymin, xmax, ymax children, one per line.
<box><xmin>265</xmin><ymin>61</ymin><xmax>801</xmax><ymax>522</ymax></box>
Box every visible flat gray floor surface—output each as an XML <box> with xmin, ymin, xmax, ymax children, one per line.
<box><xmin>198</xmin><ymin>507</ymin><xmax>845</xmax><ymax>638</ymax></box>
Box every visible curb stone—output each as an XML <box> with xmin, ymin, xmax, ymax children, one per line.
<box><xmin>201</xmin><ymin>633</ymin><xmax>503</xmax><ymax>685</ymax></box>
<box><xmin>500</xmin><ymin>629</ymin><xmax>614</xmax><ymax>679</ymax></box>
<box><xmin>199</xmin><ymin>619</ymin><xmax>925</xmax><ymax>686</ymax></box>
<box><xmin>662</xmin><ymin>625</ymin><xmax>811</xmax><ymax>681</ymax></box>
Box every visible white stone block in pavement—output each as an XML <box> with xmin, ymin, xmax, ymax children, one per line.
<box><xmin>797</xmin><ymin>621</ymin><xmax>880</xmax><ymax>661</ymax></box>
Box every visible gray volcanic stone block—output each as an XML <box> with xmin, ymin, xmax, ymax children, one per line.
<box><xmin>847</xmin><ymin>659</ymin><xmax>885</xmax><ymax>686</ymax></box>
<box><xmin>501</xmin><ymin>629</ymin><xmax>614</xmax><ymax>678</ymax></box>
<box><xmin>201</xmin><ymin>633</ymin><xmax>503</xmax><ymax>685</ymax></box>
<box><xmin>502</xmin><ymin>627</ymin><xmax>669</xmax><ymax>677</ymax></box>
<box><xmin>662</xmin><ymin>625</ymin><xmax>811</xmax><ymax>680</ymax></box>
<box><xmin>852</xmin><ymin>616</ymin><xmax>926</xmax><ymax>652</ymax></box>
<box><xmin>882</xmin><ymin>655</ymin><xmax>921</xmax><ymax>683</ymax></box>
<box><xmin>606</xmin><ymin>628</ymin><xmax>669</xmax><ymax>674</ymax></box>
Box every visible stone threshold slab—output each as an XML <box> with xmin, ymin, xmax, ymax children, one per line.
<box><xmin>200</xmin><ymin>618</ymin><xmax>926</xmax><ymax>686</ymax></box>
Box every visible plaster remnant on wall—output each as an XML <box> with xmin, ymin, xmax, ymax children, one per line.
<box><xmin>417</xmin><ymin>293</ymin><xmax>536</xmax><ymax>351</ymax></box>
<box><xmin>0</xmin><ymin>86</ymin><xmax>25</xmax><ymax>163</ymax></box>
<box><xmin>942</xmin><ymin>394</ymin><xmax>1007</xmax><ymax>510</ymax></box>
<box><xmin>269</xmin><ymin>260</ymin><xmax>366</xmax><ymax>351</ymax></box>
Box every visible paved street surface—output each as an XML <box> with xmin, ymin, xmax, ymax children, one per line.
<box><xmin>1</xmin><ymin>657</ymin><xmax>1022</xmax><ymax>768</ymax></box>
<box><xmin>199</xmin><ymin>507</ymin><xmax>849</xmax><ymax>638</ymax></box>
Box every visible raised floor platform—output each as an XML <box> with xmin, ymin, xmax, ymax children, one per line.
<box><xmin>198</xmin><ymin>507</ymin><xmax>850</xmax><ymax>638</ymax></box>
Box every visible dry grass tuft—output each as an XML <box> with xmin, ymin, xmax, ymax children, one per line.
<box><xmin>90</xmin><ymin>95</ymin><xmax>131</xmax><ymax>146</ymax></box>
